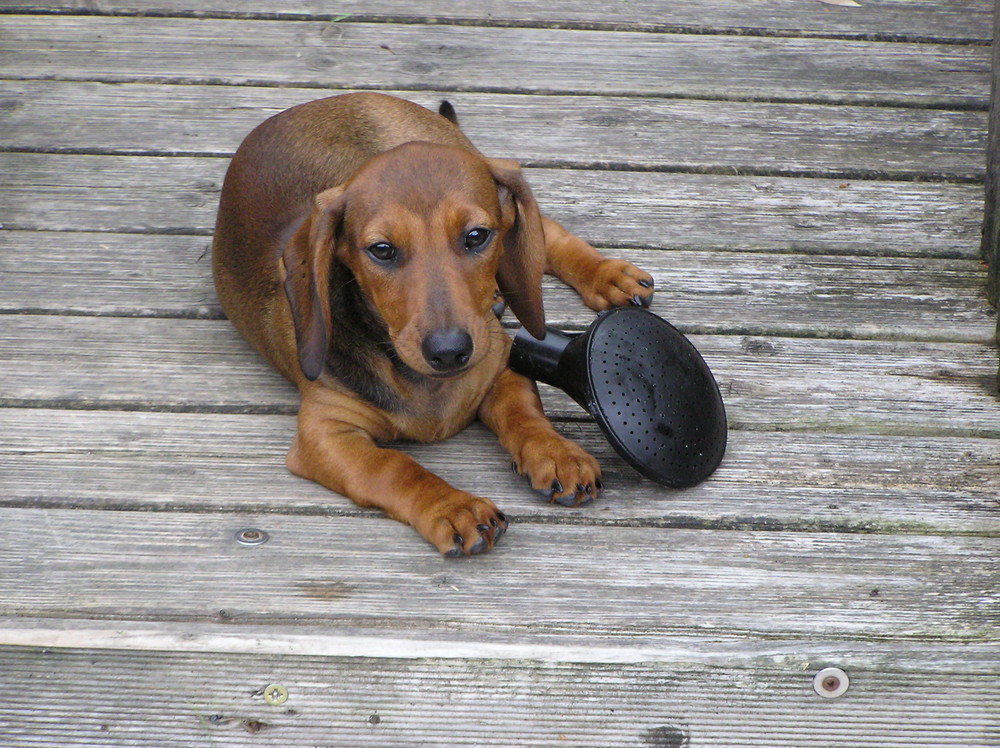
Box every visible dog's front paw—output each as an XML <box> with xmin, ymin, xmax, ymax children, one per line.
<box><xmin>578</xmin><ymin>258</ymin><xmax>654</xmax><ymax>311</ymax></box>
<box><xmin>512</xmin><ymin>435</ymin><xmax>602</xmax><ymax>507</ymax></box>
<box><xmin>414</xmin><ymin>491</ymin><xmax>508</xmax><ymax>557</ymax></box>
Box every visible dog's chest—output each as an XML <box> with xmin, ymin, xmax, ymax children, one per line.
<box><xmin>392</xmin><ymin>371</ymin><xmax>497</xmax><ymax>443</ymax></box>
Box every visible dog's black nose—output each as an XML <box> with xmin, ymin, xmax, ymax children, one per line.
<box><xmin>422</xmin><ymin>328</ymin><xmax>473</xmax><ymax>372</ymax></box>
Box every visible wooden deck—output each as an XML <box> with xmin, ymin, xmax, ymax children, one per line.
<box><xmin>1</xmin><ymin>2</ymin><xmax>998</xmax><ymax>745</ymax></box>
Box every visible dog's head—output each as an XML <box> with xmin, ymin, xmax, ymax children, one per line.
<box><xmin>281</xmin><ymin>141</ymin><xmax>546</xmax><ymax>381</ymax></box>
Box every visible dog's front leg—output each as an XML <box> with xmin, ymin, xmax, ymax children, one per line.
<box><xmin>287</xmin><ymin>402</ymin><xmax>507</xmax><ymax>556</ymax></box>
<box><xmin>541</xmin><ymin>215</ymin><xmax>655</xmax><ymax>311</ymax></box>
<box><xmin>480</xmin><ymin>368</ymin><xmax>602</xmax><ymax>507</ymax></box>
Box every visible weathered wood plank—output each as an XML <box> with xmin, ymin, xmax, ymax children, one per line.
<box><xmin>1</xmin><ymin>232</ymin><xmax>993</xmax><ymax>342</ymax></box>
<box><xmin>0</xmin><ymin>507</ymin><xmax>996</xmax><ymax>639</ymax></box>
<box><xmin>1</xmin><ymin>17</ymin><xmax>990</xmax><ymax>107</ymax></box>
<box><xmin>0</xmin><ymin>0</ymin><xmax>991</xmax><ymax>42</ymax></box>
<box><xmin>2</xmin><ymin>409</ymin><xmax>998</xmax><ymax>533</ymax></box>
<box><xmin>985</xmin><ymin>0</ymin><xmax>1000</xmax><ymax>310</ymax></box>
<box><xmin>4</xmin><ymin>619</ymin><xmax>999</xmax><ymax>671</ymax></box>
<box><xmin>0</xmin><ymin>81</ymin><xmax>987</xmax><ymax>180</ymax></box>
<box><xmin>2</xmin><ymin>316</ymin><xmax>997</xmax><ymax>435</ymax></box>
<box><xmin>0</xmin><ymin>154</ymin><xmax>984</xmax><ymax>258</ymax></box>
<box><xmin>0</xmin><ymin>643</ymin><xmax>996</xmax><ymax>748</ymax></box>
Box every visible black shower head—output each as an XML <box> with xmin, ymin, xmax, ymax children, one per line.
<box><xmin>509</xmin><ymin>307</ymin><xmax>727</xmax><ymax>487</ymax></box>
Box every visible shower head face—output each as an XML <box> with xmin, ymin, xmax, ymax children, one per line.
<box><xmin>583</xmin><ymin>308</ymin><xmax>727</xmax><ymax>487</ymax></box>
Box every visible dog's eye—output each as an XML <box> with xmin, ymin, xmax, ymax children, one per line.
<box><xmin>464</xmin><ymin>228</ymin><xmax>493</xmax><ymax>252</ymax></box>
<box><xmin>365</xmin><ymin>241</ymin><xmax>398</xmax><ymax>264</ymax></box>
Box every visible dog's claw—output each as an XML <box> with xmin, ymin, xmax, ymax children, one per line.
<box><xmin>631</xmin><ymin>293</ymin><xmax>652</xmax><ymax>308</ymax></box>
<box><xmin>489</xmin><ymin>516</ymin><xmax>506</xmax><ymax>542</ymax></box>
<box><xmin>469</xmin><ymin>535</ymin><xmax>489</xmax><ymax>555</ymax></box>
<box><xmin>638</xmin><ymin>278</ymin><xmax>655</xmax><ymax>289</ymax></box>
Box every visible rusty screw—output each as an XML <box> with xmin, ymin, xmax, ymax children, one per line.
<box><xmin>813</xmin><ymin>667</ymin><xmax>849</xmax><ymax>698</ymax></box>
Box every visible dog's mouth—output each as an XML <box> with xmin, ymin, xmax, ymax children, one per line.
<box><xmin>426</xmin><ymin>365</ymin><xmax>472</xmax><ymax>380</ymax></box>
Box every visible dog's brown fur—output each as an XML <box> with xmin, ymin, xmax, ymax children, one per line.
<box><xmin>212</xmin><ymin>93</ymin><xmax>653</xmax><ymax>555</ymax></box>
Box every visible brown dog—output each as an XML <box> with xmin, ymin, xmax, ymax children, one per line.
<box><xmin>212</xmin><ymin>93</ymin><xmax>654</xmax><ymax>555</ymax></box>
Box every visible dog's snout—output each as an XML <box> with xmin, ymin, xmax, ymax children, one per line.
<box><xmin>422</xmin><ymin>328</ymin><xmax>473</xmax><ymax>372</ymax></box>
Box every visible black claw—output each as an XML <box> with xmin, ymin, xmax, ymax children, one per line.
<box><xmin>551</xmin><ymin>479</ymin><xmax>563</xmax><ymax>494</ymax></box>
<box><xmin>490</xmin><ymin>515</ymin><xmax>507</xmax><ymax>542</ymax></box>
<box><xmin>476</xmin><ymin>523</ymin><xmax>490</xmax><ymax>534</ymax></box>
<box><xmin>630</xmin><ymin>294</ymin><xmax>643</xmax><ymax>307</ymax></box>
<box><xmin>510</xmin><ymin>460</ymin><xmax>519</xmax><ymax>475</ymax></box>
<box><xmin>576</xmin><ymin>483</ymin><xmax>586</xmax><ymax>494</ymax></box>
<box><xmin>469</xmin><ymin>535</ymin><xmax>488</xmax><ymax>554</ymax></box>
<box><xmin>638</xmin><ymin>278</ymin><xmax>654</xmax><ymax>289</ymax></box>
<box><xmin>453</xmin><ymin>532</ymin><xmax>464</xmax><ymax>546</ymax></box>
<box><xmin>496</xmin><ymin>511</ymin><xmax>507</xmax><ymax>524</ymax></box>
<box><xmin>595</xmin><ymin>478</ymin><xmax>605</xmax><ymax>491</ymax></box>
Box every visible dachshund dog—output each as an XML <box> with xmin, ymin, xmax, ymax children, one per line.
<box><xmin>212</xmin><ymin>93</ymin><xmax>654</xmax><ymax>556</ymax></box>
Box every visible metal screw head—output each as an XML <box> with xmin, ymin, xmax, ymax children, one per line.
<box><xmin>263</xmin><ymin>684</ymin><xmax>288</xmax><ymax>706</ymax></box>
<box><xmin>813</xmin><ymin>667</ymin><xmax>850</xmax><ymax>698</ymax></box>
<box><xmin>235</xmin><ymin>528</ymin><xmax>269</xmax><ymax>546</ymax></box>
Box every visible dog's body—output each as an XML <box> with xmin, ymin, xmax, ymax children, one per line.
<box><xmin>213</xmin><ymin>93</ymin><xmax>653</xmax><ymax>555</ymax></box>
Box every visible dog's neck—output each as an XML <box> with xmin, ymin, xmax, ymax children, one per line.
<box><xmin>324</xmin><ymin>265</ymin><xmax>424</xmax><ymax>413</ymax></box>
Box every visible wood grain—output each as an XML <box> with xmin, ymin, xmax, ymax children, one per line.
<box><xmin>0</xmin><ymin>154</ymin><xmax>985</xmax><ymax>258</ymax></box>
<box><xmin>3</xmin><ymin>316</ymin><xmax>997</xmax><ymax>435</ymax></box>
<box><xmin>0</xmin><ymin>5</ymin><xmax>996</xmax><ymax>747</ymax></box>
<box><xmin>1</xmin><ymin>17</ymin><xmax>990</xmax><ymax>107</ymax></box>
<box><xmin>3</xmin><ymin>408</ymin><xmax>998</xmax><ymax>533</ymax></box>
<box><xmin>1</xmin><ymin>0</ymin><xmax>992</xmax><ymax>41</ymax></box>
<box><xmin>0</xmin><ymin>643</ymin><xmax>996</xmax><ymax>748</ymax></box>
<box><xmin>985</xmin><ymin>0</ymin><xmax>1000</xmax><ymax>307</ymax></box>
<box><xmin>0</xmin><ymin>507</ymin><xmax>996</xmax><ymax>640</ymax></box>
<box><xmin>0</xmin><ymin>81</ymin><xmax>987</xmax><ymax>180</ymax></box>
<box><xmin>1</xmin><ymin>232</ymin><xmax>993</xmax><ymax>342</ymax></box>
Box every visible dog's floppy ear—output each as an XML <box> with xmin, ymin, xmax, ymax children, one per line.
<box><xmin>281</xmin><ymin>185</ymin><xmax>346</xmax><ymax>381</ymax></box>
<box><xmin>487</xmin><ymin>158</ymin><xmax>546</xmax><ymax>339</ymax></box>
